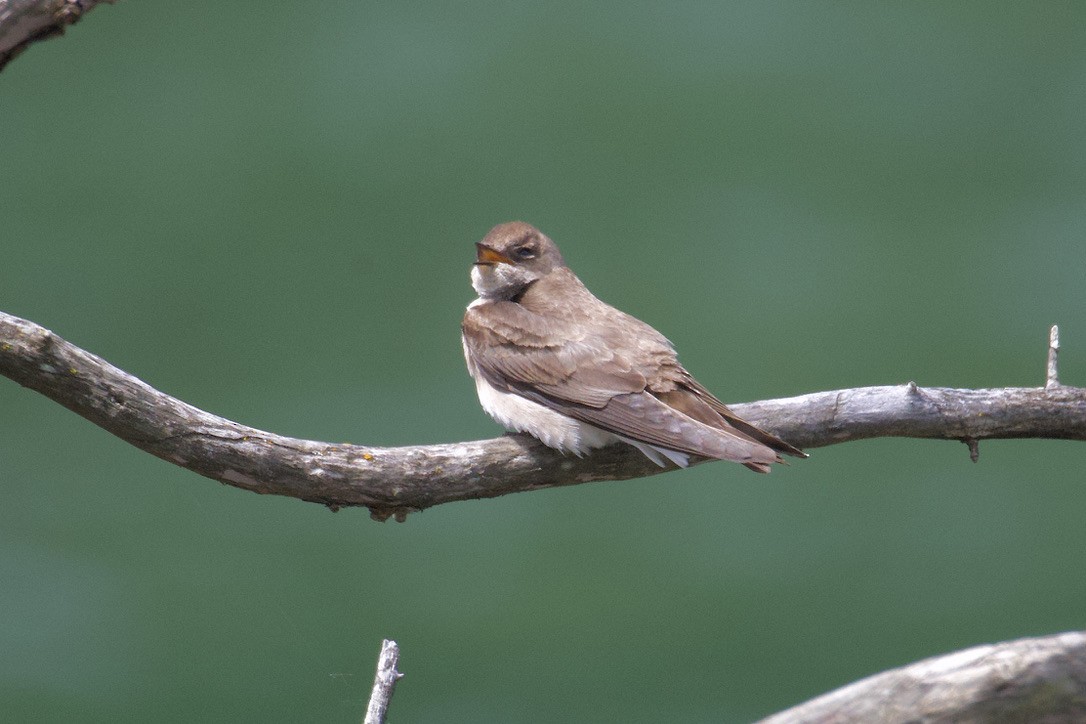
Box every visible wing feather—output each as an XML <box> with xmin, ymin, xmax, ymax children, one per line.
<box><xmin>464</xmin><ymin>300</ymin><xmax>655</xmax><ymax>408</ymax></box>
<box><xmin>462</xmin><ymin>292</ymin><xmax>798</xmax><ymax>467</ymax></box>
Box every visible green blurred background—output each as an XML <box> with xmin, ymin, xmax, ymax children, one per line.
<box><xmin>2</xmin><ymin>3</ymin><xmax>1085</xmax><ymax>722</ymax></box>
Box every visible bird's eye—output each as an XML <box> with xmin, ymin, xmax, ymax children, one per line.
<box><xmin>514</xmin><ymin>246</ymin><xmax>536</xmax><ymax>260</ymax></box>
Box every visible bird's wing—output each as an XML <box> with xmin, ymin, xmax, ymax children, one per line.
<box><xmin>463</xmin><ymin>300</ymin><xmax>779</xmax><ymax>465</ymax></box>
<box><xmin>678</xmin><ymin>374</ymin><xmax>807</xmax><ymax>458</ymax></box>
<box><xmin>463</xmin><ymin>299</ymin><xmax>664</xmax><ymax>407</ymax></box>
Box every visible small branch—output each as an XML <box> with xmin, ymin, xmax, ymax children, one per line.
<box><xmin>2</xmin><ymin>311</ymin><xmax>1085</xmax><ymax>520</ymax></box>
<box><xmin>0</xmin><ymin>0</ymin><xmax>113</xmax><ymax>71</ymax></box>
<box><xmin>363</xmin><ymin>640</ymin><xmax>402</xmax><ymax>724</ymax></box>
<box><xmin>963</xmin><ymin>436</ymin><xmax>980</xmax><ymax>463</ymax></box>
<box><xmin>1048</xmin><ymin>324</ymin><xmax>1061</xmax><ymax>388</ymax></box>
<box><xmin>759</xmin><ymin>631</ymin><xmax>1086</xmax><ymax>723</ymax></box>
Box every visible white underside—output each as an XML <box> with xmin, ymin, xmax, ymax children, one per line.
<box><xmin>465</xmin><ymin>329</ymin><xmax>689</xmax><ymax>467</ymax></box>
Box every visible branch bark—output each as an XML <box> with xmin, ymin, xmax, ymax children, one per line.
<box><xmin>2</xmin><ymin>311</ymin><xmax>1084</xmax><ymax>520</ymax></box>
<box><xmin>363</xmin><ymin>639</ymin><xmax>402</xmax><ymax>724</ymax></box>
<box><xmin>760</xmin><ymin>631</ymin><xmax>1086</xmax><ymax>723</ymax></box>
<box><xmin>0</xmin><ymin>0</ymin><xmax>113</xmax><ymax>71</ymax></box>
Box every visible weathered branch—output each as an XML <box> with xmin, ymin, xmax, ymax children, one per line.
<box><xmin>363</xmin><ymin>639</ymin><xmax>402</xmax><ymax>724</ymax></box>
<box><xmin>1048</xmin><ymin>324</ymin><xmax>1062</xmax><ymax>389</ymax></box>
<box><xmin>760</xmin><ymin>631</ymin><xmax>1086</xmax><ymax>723</ymax></box>
<box><xmin>2</xmin><ymin>311</ymin><xmax>1084</xmax><ymax>520</ymax></box>
<box><xmin>0</xmin><ymin>0</ymin><xmax>113</xmax><ymax>71</ymax></box>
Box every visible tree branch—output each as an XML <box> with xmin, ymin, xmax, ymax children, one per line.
<box><xmin>760</xmin><ymin>631</ymin><xmax>1086</xmax><ymax>723</ymax></box>
<box><xmin>0</xmin><ymin>0</ymin><xmax>113</xmax><ymax>72</ymax></box>
<box><xmin>1048</xmin><ymin>324</ymin><xmax>1062</xmax><ymax>389</ymax></box>
<box><xmin>363</xmin><ymin>639</ymin><xmax>403</xmax><ymax>724</ymax></box>
<box><xmin>2</xmin><ymin>311</ymin><xmax>1084</xmax><ymax>520</ymax></box>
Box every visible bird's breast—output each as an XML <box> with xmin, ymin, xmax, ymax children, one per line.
<box><xmin>463</xmin><ymin>335</ymin><xmax>616</xmax><ymax>455</ymax></box>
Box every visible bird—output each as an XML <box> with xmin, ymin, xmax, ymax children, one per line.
<box><xmin>461</xmin><ymin>221</ymin><xmax>806</xmax><ymax>472</ymax></box>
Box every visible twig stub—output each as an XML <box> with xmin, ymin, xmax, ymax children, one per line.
<box><xmin>963</xmin><ymin>437</ymin><xmax>980</xmax><ymax>463</ymax></box>
<box><xmin>1047</xmin><ymin>324</ymin><xmax>1061</xmax><ymax>389</ymax></box>
<box><xmin>363</xmin><ymin>639</ymin><xmax>403</xmax><ymax>724</ymax></box>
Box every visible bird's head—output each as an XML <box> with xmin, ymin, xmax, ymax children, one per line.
<box><xmin>471</xmin><ymin>221</ymin><xmax>566</xmax><ymax>300</ymax></box>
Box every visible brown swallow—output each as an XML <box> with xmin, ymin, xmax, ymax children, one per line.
<box><xmin>461</xmin><ymin>221</ymin><xmax>806</xmax><ymax>472</ymax></box>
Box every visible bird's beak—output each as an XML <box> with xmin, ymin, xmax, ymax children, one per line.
<box><xmin>475</xmin><ymin>243</ymin><xmax>512</xmax><ymax>265</ymax></box>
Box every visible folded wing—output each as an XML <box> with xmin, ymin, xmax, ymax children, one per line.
<box><xmin>463</xmin><ymin>300</ymin><xmax>796</xmax><ymax>470</ymax></box>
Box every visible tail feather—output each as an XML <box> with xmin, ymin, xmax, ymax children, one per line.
<box><xmin>672</xmin><ymin>378</ymin><xmax>808</xmax><ymax>460</ymax></box>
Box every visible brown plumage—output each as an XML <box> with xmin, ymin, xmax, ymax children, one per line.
<box><xmin>462</xmin><ymin>221</ymin><xmax>805</xmax><ymax>472</ymax></box>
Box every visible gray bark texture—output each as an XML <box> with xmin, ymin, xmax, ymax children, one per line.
<box><xmin>0</xmin><ymin>0</ymin><xmax>112</xmax><ymax>71</ymax></box>
<box><xmin>760</xmin><ymin>631</ymin><xmax>1086</xmax><ymax>724</ymax></box>
<box><xmin>363</xmin><ymin>640</ymin><xmax>403</xmax><ymax>724</ymax></box>
<box><xmin>2</xmin><ymin>310</ymin><xmax>1084</xmax><ymax>521</ymax></box>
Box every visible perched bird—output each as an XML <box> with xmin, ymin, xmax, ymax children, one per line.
<box><xmin>461</xmin><ymin>222</ymin><xmax>805</xmax><ymax>472</ymax></box>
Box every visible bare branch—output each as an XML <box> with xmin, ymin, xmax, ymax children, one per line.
<box><xmin>2</xmin><ymin>311</ymin><xmax>1084</xmax><ymax>520</ymax></box>
<box><xmin>1048</xmin><ymin>324</ymin><xmax>1062</xmax><ymax>388</ymax></box>
<box><xmin>363</xmin><ymin>640</ymin><xmax>403</xmax><ymax>724</ymax></box>
<box><xmin>0</xmin><ymin>0</ymin><xmax>113</xmax><ymax>71</ymax></box>
<box><xmin>760</xmin><ymin>631</ymin><xmax>1086</xmax><ymax>723</ymax></box>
